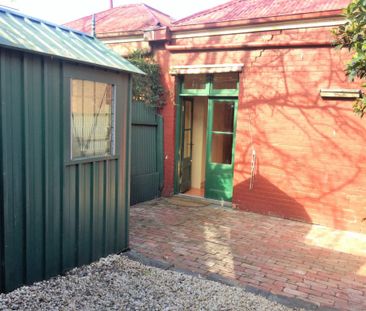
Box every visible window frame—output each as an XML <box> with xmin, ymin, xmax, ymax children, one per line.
<box><xmin>180</xmin><ymin>74</ymin><xmax>210</xmax><ymax>95</ymax></box>
<box><xmin>70</xmin><ymin>79</ymin><xmax>116</xmax><ymax>161</ymax></box>
<box><xmin>179</xmin><ymin>73</ymin><xmax>239</xmax><ymax>97</ymax></box>
<box><xmin>209</xmin><ymin>72</ymin><xmax>240</xmax><ymax>96</ymax></box>
<box><xmin>64</xmin><ymin>68</ymin><xmax>120</xmax><ymax>165</ymax></box>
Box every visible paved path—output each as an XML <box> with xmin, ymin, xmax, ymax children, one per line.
<box><xmin>130</xmin><ymin>197</ymin><xmax>366</xmax><ymax>311</ymax></box>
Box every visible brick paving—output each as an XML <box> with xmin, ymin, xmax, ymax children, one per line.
<box><xmin>130</xmin><ymin>197</ymin><xmax>366</xmax><ymax>311</ymax></box>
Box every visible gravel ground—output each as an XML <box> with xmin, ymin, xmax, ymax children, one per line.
<box><xmin>0</xmin><ymin>255</ymin><xmax>303</xmax><ymax>311</ymax></box>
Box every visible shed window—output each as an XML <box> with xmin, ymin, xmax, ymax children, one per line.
<box><xmin>71</xmin><ymin>79</ymin><xmax>115</xmax><ymax>159</ymax></box>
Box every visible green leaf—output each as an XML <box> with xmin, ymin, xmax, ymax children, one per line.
<box><xmin>128</xmin><ymin>49</ymin><xmax>165</xmax><ymax>107</ymax></box>
<box><xmin>334</xmin><ymin>0</ymin><xmax>366</xmax><ymax>117</ymax></box>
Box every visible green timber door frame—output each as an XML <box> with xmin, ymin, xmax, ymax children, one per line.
<box><xmin>205</xmin><ymin>98</ymin><xmax>238</xmax><ymax>201</ymax></box>
<box><xmin>180</xmin><ymin>98</ymin><xmax>194</xmax><ymax>193</ymax></box>
<box><xmin>174</xmin><ymin>73</ymin><xmax>239</xmax><ymax>200</ymax></box>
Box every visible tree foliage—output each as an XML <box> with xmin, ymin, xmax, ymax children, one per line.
<box><xmin>128</xmin><ymin>50</ymin><xmax>165</xmax><ymax>107</ymax></box>
<box><xmin>333</xmin><ymin>0</ymin><xmax>366</xmax><ymax>117</ymax></box>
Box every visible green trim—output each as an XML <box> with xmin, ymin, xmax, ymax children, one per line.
<box><xmin>180</xmin><ymin>74</ymin><xmax>210</xmax><ymax>96</ymax></box>
<box><xmin>209</xmin><ymin>89</ymin><xmax>239</xmax><ymax>96</ymax></box>
<box><xmin>125</xmin><ymin>75</ymin><xmax>132</xmax><ymax>248</ymax></box>
<box><xmin>205</xmin><ymin>98</ymin><xmax>238</xmax><ymax>202</ymax></box>
<box><xmin>179</xmin><ymin>73</ymin><xmax>239</xmax><ymax>97</ymax></box>
<box><xmin>63</xmin><ymin>67</ymin><xmax>121</xmax><ymax>164</ymax></box>
<box><xmin>175</xmin><ymin>73</ymin><xmax>239</xmax><ymax>196</ymax></box>
<box><xmin>174</xmin><ymin>77</ymin><xmax>182</xmax><ymax>194</ymax></box>
<box><xmin>178</xmin><ymin>93</ymin><xmax>238</xmax><ymax>97</ymax></box>
<box><xmin>206</xmin><ymin>98</ymin><xmax>238</xmax><ymax>165</ymax></box>
<box><xmin>65</xmin><ymin>156</ymin><xmax>119</xmax><ymax>166</ymax></box>
<box><xmin>209</xmin><ymin>73</ymin><xmax>240</xmax><ymax>96</ymax></box>
<box><xmin>179</xmin><ymin>98</ymin><xmax>194</xmax><ymax>193</ymax></box>
<box><xmin>206</xmin><ymin>99</ymin><xmax>214</xmax><ymax>164</ymax></box>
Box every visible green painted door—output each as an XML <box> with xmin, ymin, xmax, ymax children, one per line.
<box><xmin>180</xmin><ymin>99</ymin><xmax>193</xmax><ymax>193</ymax></box>
<box><xmin>205</xmin><ymin>98</ymin><xmax>237</xmax><ymax>201</ymax></box>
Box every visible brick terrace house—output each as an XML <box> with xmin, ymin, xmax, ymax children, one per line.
<box><xmin>67</xmin><ymin>0</ymin><xmax>366</xmax><ymax>233</ymax></box>
<box><xmin>66</xmin><ymin>3</ymin><xmax>173</xmax><ymax>56</ymax></box>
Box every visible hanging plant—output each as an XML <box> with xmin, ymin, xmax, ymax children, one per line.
<box><xmin>128</xmin><ymin>49</ymin><xmax>165</xmax><ymax>107</ymax></box>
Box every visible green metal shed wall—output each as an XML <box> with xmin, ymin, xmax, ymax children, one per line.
<box><xmin>0</xmin><ymin>47</ymin><xmax>130</xmax><ymax>292</ymax></box>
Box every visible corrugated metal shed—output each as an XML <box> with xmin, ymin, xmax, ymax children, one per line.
<box><xmin>0</xmin><ymin>6</ymin><xmax>143</xmax><ymax>74</ymax></box>
<box><xmin>0</xmin><ymin>7</ymin><xmax>136</xmax><ymax>293</ymax></box>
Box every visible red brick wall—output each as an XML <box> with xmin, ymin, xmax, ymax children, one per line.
<box><xmin>154</xmin><ymin>47</ymin><xmax>176</xmax><ymax>196</ymax></box>
<box><xmin>234</xmin><ymin>44</ymin><xmax>366</xmax><ymax>233</ymax></box>
<box><xmin>143</xmin><ymin>26</ymin><xmax>366</xmax><ymax>232</ymax></box>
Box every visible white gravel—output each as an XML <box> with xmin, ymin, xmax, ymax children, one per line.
<box><xmin>0</xmin><ymin>255</ymin><xmax>303</xmax><ymax>311</ymax></box>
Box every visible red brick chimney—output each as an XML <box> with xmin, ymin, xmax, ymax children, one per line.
<box><xmin>110</xmin><ymin>0</ymin><xmax>113</xmax><ymax>9</ymax></box>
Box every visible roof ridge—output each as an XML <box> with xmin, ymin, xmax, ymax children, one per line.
<box><xmin>140</xmin><ymin>3</ymin><xmax>161</xmax><ymax>26</ymax></box>
<box><xmin>174</xmin><ymin>0</ymin><xmax>244</xmax><ymax>24</ymax></box>
<box><xmin>141</xmin><ymin>3</ymin><xmax>172</xmax><ymax>19</ymax></box>
<box><xmin>141</xmin><ymin>3</ymin><xmax>172</xmax><ymax>26</ymax></box>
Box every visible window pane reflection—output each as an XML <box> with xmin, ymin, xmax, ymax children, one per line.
<box><xmin>211</xmin><ymin>134</ymin><xmax>233</xmax><ymax>164</ymax></box>
<box><xmin>213</xmin><ymin>72</ymin><xmax>238</xmax><ymax>90</ymax></box>
<box><xmin>212</xmin><ymin>102</ymin><xmax>234</xmax><ymax>132</ymax></box>
<box><xmin>183</xmin><ymin>74</ymin><xmax>206</xmax><ymax>89</ymax></box>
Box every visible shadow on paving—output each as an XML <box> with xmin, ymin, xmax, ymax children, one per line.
<box><xmin>129</xmin><ymin>197</ymin><xmax>366</xmax><ymax>311</ymax></box>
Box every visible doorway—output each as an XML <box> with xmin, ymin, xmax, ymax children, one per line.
<box><xmin>175</xmin><ymin>72</ymin><xmax>239</xmax><ymax>202</ymax></box>
<box><xmin>180</xmin><ymin>97</ymin><xmax>208</xmax><ymax>197</ymax></box>
<box><xmin>179</xmin><ymin>96</ymin><xmax>237</xmax><ymax>201</ymax></box>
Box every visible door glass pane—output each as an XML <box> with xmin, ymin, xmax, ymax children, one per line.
<box><xmin>184</xmin><ymin>100</ymin><xmax>192</xmax><ymax>129</ymax></box>
<box><xmin>183</xmin><ymin>100</ymin><xmax>192</xmax><ymax>159</ymax></box>
<box><xmin>183</xmin><ymin>74</ymin><xmax>206</xmax><ymax>89</ymax></box>
<box><xmin>212</xmin><ymin>72</ymin><xmax>238</xmax><ymax>90</ymax></box>
<box><xmin>184</xmin><ymin>130</ymin><xmax>191</xmax><ymax>158</ymax></box>
<box><xmin>211</xmin><ymin>133</ymin><xmax>233</xmax><ymax>164</ymax></box>
<box><xmin>212</xmin><ymin>102</ymin><xmax>234</xmax><ymax>132</ymax></box>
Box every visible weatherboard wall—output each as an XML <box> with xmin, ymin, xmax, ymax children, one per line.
<box><xmin>0</xmin><ymin>47</ymin><xmax>130</xmax><ymax>292</ymax></box>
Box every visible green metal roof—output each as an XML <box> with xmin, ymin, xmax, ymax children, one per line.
<box><xmin>0</xmin><ymin>6</ymin><xmax>144</xmax><ymax>74</ymax></box>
